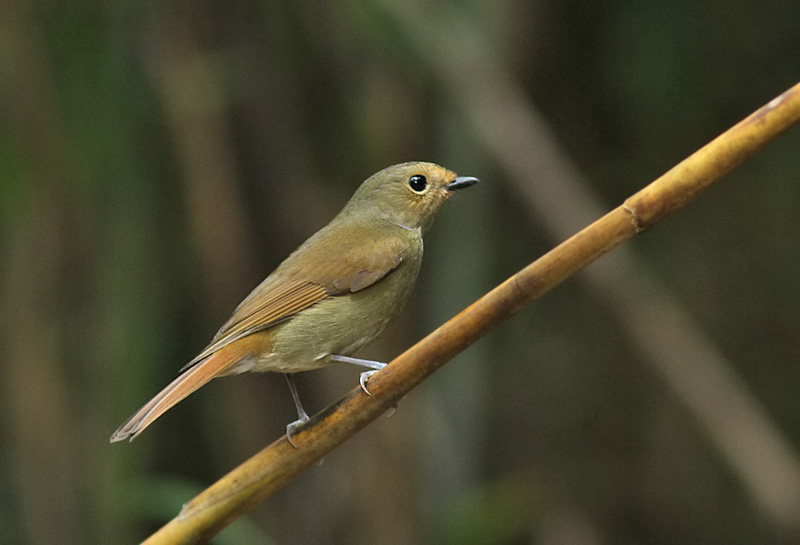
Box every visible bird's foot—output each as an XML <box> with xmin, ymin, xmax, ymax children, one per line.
<box><xmin>359</xmin><ymin>370</ymin><xmax>381</xmax><ymax>396</ymax></box>
<box><xmin>329</xmin><ymin>355</ymin><xmax>386</xmax><ymax>396</ymax></box>
<box><xmin>286</xmin><ymin>415</ymin><xmax>310</xmax><ymax>448</ymax></box>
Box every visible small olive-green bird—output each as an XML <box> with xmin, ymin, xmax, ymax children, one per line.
<box><xmin>110</xmin><ymin>162</ymin><xmax>477</xmax><ymax>443</ymax></box>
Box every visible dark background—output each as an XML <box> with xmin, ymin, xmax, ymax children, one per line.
<box><xmin>2</xmin><ymin>1</ymin><xmax>799</xmax><ymax>544</ymax></box>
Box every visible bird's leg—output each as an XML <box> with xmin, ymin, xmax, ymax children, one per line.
<box><xmin>329</xmin><ymin>355</ymin><xmax>386</xmax><ymax>396</ymax></box>
<box><xmin>284</xmin><ymin>373</ymin><xmax>310</xmax><ymax>447</ymax></box>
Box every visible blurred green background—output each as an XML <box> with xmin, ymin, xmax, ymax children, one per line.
<box><xmin>2</xmin><ymin>0</ymin><xmax>799</xmax><ymax>544</ymax></box>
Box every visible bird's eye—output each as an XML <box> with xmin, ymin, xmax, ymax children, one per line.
<box><xmin>408</xmin><ymin>174</ymin><xmax>428</xmax><ymax>193</ymax></box>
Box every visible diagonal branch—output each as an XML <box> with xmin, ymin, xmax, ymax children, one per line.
<box><xmin>141</xmin><ymin>83</ymin><xmax>800</xmax><ymax>544</ymax></box>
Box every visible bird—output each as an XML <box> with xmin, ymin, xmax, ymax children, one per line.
<box><xmin>110</xmin><ymin>161</ymin><xmax>478</xmax><ymax>443</ymax></box>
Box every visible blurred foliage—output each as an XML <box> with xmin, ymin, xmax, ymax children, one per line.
<box><xmin>1</xmin><ymin>0</ymin><xmax>799</xmax><ymax>544</ymax></box>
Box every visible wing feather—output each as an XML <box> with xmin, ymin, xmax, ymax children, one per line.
<box><xmin>183</xmin><ymin>281</ymin><xmax>328</xmax><ymax>369</ymax></box>
<box><xmin>183</xmin><ymin>226</ymin><xmax>413</xmax><ymax>370</ymax></box>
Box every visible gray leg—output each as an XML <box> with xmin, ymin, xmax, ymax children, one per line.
<box><xmin>329</xmin><ymin>355</ymin><xmax>386</xmax><ymax>396</ymax></box>
<box><xmin>284</xmin><ymin>373</ymin><xmax>309</xmax><ymax>447</ymax></box>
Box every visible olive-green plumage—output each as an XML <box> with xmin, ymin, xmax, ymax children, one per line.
<box><xmin>111</xmin><ymin>162</ymin><xmax>477</xmax><ymax>442</ymax></box>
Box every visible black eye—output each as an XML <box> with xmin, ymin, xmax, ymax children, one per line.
<box><xmin>408</xmin><ymin>174</ymin><xmax>428</xmax><ymax>193</ymax></box>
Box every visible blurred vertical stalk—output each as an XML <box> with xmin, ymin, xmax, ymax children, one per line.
<box><xmin>418</xmin><ymin>111</ymin><xmax>493</xmax><ymax>536</ymax></box>
<box><xmin>146</xmin><ymin>5</ymin><xmax>257</xmax><ymax>314</ymax></box>
<box><xmin>0</xmin><ymin>4</ymin><xmax>80</xmax><ymax>544</ymax></box>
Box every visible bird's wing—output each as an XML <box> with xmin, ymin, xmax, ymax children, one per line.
<box><xmin>182</xmin><ymin>230</ymin><xmax>409</xmax><ymax>369</ymax></box>
<box><xmin>304</xmin><ymin>232</ymin><xmax>408</xmax><ymax>295</ymax></box>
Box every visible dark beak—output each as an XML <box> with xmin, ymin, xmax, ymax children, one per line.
<box><xmin>447</xmin><ymin>176</ymin><xmax>479</xmax><ymax>191</ymax></box>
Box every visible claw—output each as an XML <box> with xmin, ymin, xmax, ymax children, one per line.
<box><xmin>359</xmin><ymin>370</ymin><xmax>379</xmax><ymax>396</ymax></box>
<box><xmin>286</xmin><ymin>416</ymin><xmax>309</xmax><ymax>448</ymax></box>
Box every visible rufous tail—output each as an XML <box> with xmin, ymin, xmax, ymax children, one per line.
<box><xmin>110</xmin><ymin>344</ymin><xmax>248</xmax><ymax>442</ymax></box>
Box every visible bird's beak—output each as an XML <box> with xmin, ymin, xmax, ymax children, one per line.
<box><xmin>447</xmin><ymin>176</ymin><xmax>479</xmax><ymax>191</ymax></box>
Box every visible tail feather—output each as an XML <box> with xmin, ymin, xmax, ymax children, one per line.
<box><xmin>110</xmin><ymin>346</ymin><xmax>245</xmax><ymax>443</ymax></box>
